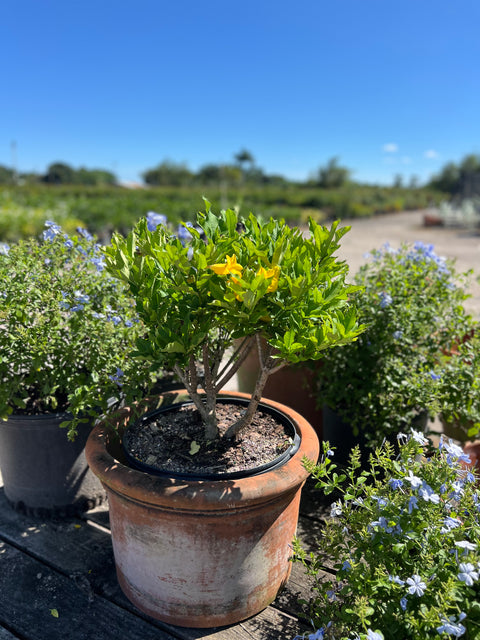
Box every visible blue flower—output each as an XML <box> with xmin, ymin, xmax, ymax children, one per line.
<box><xmin>0</xmin><ymin>242</ymin><xmax>10</xmax><ymax>255</ymax></box>
<box><xmin>429</xmin><ymin>371</ymin><xmax>441</xmax><ymax>381</ymax></box>
<box><xmin>330</xmin><ymin>502</ymin><xmax>342</xmax><ymax>517</ymax></box>
<box><xmin>406</xmin><ymin>574</ymin><xmax>426</xmax><ymax>596</ymax></box>
<box><xmin>393</xmin><ymin>330</ymin><xmax>403</xmax><ymax>340</ymax></box>
<box><xmin>407</xmin><ymin>495</ymin><xmax>418</xmax><ymax>513</ymax></box>
<box><xmin>109</xmin><ymin>368</ymin><xmax>124</xmax><ymax>387</ymax></box>
<box><xmin>389</xmin><ymin>478</ymin><xmax>404</xmax><ymax>490</ymax></box>
<box><xmin>436</xmin><ymin>613</ymin><xmax>466</xmax><ymax>637</ymax></box>
<box><xmin>379</xmin><ymin>292</ymin><xmax>393</xmax><ymax>308</ymax></box>
<box><xmin>458</xmin><ymin>562</ymin><xmax>479</xmax><ymax>586</ymax></box>
<box><xmin>146</xmin><ymin>211</ymin><xmax>167</xmax><ymax>231</ymax></box>
<box><xmin>77</xmin><ymin>227</ymin><xmax>93</xmax><ymax>241</ymax></box>
<box><xmin>418</xmin><ymin>481</ymin><xmax>440</xmax><ymax>504</ymax></box>
<box><xmin>410</xmin><ymin>428</ymin><xmax>428</xmax><ymax>445</ymax></box>
<box><xmin>43</xmin><ymin>220</ymin><xmax>62</xmax><ymax>241</ymax></box>
<box><xmin>441</xmin><ymin>517</ymin><xmax>462</xmax><ymax>534</ymax></box>
<box><xmin>400</xmin><ymin>597</ymin><xmax>408</xmax><ymax>611</ymax></box>
<box><xmin>389</xmin><ymin>575</ymin><xmax>405</xmax><ymax>586</ymax></box>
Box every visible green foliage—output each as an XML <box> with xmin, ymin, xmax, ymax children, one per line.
<box><xmin>316</xmin><ymin>242</ymin><xmax>476</xmax><ymax>447</ymax></box>
<box><xmin>0</xmin><ymin>223</ymin><xmax>163</xmax><ymax>438</ymax></box>
<box><xmin>293</xmin><ymin>437</ymin><xmax>480</xmax><ymax>639</ymax></box>
<box><xmin>0</xmin><ymin>183</ymin><xmax>443</xmax><ymax>242</ymax></box>
<box><xmin>103</xmin><ymin>203</ymin><xmax>365</xmax><ymax>439</ymax></box>
<box><xmin>316</xmin><ymin>157</ymin><xmax>351</xmax><ymax>189</ymax></box>
<box><xmin>437</xmin><ymin>330</ymin><xmax>480</xmax><ymax>441</ymax></box>
<box><xmin>429</xmin><ymin>154</ymin><xmax>480</xmax><ymax>197</ymax></box>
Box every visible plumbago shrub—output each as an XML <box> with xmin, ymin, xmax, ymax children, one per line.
<box><xmin>316</xmin><ymin>241</ymin><xmax>475</xmax><ymax>447</ymax></box>
<box><xmin>103</xmin><ymin>202</ymin><xmax>365</xmax><ymax>441</ymax></box>
<box><xmin>0</xmin><ymin>222</ymin><xmax>162</xmax><ymax>438</ymax></box>
<box><xmin>292</xmin><ymin>436</ymin><xmax>480</xmax><ymax>639</ymax></box>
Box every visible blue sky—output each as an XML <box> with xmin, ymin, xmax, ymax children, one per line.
<box><xmin>1</xmin><ymin>0</ymin><xmax>479</xmax><ymax>185</ymax></box>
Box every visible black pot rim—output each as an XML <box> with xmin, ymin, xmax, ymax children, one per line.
<box><xmin>122</xmin><ymin>395</ymin><xmax>301</xmax><ymax>481</ymax></box>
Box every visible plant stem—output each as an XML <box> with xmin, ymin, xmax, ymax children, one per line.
<box><xmin>223</xmin><ymin>335</ymin><xmax>287</xmax><ymax>439</ymax></box>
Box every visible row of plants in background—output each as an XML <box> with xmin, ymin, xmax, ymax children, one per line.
<box><xmin>315</xmin><ymin>241</ymin><xmax>480</xmax><ymax>452</ymax></box>
<box><xmin>293</xmin><ymin>436</ymin><xmax>480</xmax><ymax>639</ymax></box>
<box><xmin>0</xmin><ymin>183</ymin><xmax>441</xmax><ymax>241</ymax></box>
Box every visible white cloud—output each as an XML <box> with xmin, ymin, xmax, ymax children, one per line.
<box><xmin>424</xmin><ymin>149</ymin><xmax>439</xmax><ymax>159</ymax></box>
<box><xmin>383</xmin><ymin>143</ymin><xmax>398</xmax><ymax>153</ymax></box>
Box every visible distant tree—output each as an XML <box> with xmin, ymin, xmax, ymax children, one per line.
<box><xmin>234</xmin><ymin>149</ymin><xmax>255</xmax><ymax>172</ymax></box>
<box><xmin>459</xmin><ymin>154</ymin><xmax>480</xmax><ymax>197</ymax></box>
<box><xmin>428</xmin><ymin>154</ymin><xmax>480</xmax><ymax>196</ymax></box>
<box><xmin>76</xmin><ymin>167</ymin><xmax>116</xmax><ymax>186</ymax></box>
<box><xmin>43</xmin><ymin>162</ymin><xmax>76</xmax><ymax>184</ymax></box>
<box><xmin>393</xmin><ymin>174</ymin><xmax>404</xmax><ymax>188</ymax></box>
<box><xmin>317</xmin><ymin>157</ymin><xmax>351</xmax><ymax>188</ymax></box>
<box><xmin>0</xmin><ymin>165</ymin><xmax>15</xmax><ymax>184</ymax></box>
<box><xmin>408</xmin><ymin>175</ymin><xmax>419</xmax><ymax>190</ymax></box>
<box><xmin>19</xmin><ymin>172</ymin><xmax>42</xmax><ymax>185</ymax></box>
<box><xmin>197</xmin><ymin>164</ymin><xmax>223</xmax><ymax>183</ymax></box>
<box><xmin>142</xmin><ymin>161</ymin><xmax>193</xmax><ymax>186</ymax></box>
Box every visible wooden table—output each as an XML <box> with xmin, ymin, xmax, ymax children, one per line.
<box><xmin>0</xmin><ymin>476</ymin><xmax>332</xmax><ymax>640</ymax></box>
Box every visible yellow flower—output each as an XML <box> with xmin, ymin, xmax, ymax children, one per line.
<box><xmin>209</xmin><ymin>254</ymin><xmax>243</xmax><ymax>278</ymax></box>
<box><xmin>258</xmin><ymin>265</ymin><xmax>280</xmax><ymax>293</ymax></box>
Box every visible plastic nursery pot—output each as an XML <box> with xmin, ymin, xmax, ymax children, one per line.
<box><xmin>0</xmin><ymin>413</ymin><xmax>106</xmax><ymax>518</ymax></box>
<box><xmin>122</xmin><ymin>395</ymin><xmax>301</xmax><ymax>480</ymax></box>
<box><xmin>85</xmin><ymin>390</ymin><xmax>320</xmax><ymax>628</ymax></box>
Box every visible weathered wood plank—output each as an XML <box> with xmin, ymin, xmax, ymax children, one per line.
<box><xmin>0</xmin><ymin>539</ymin><xmax>178</xmax><ymax>640</ymax></box>
<box><xmin>0</xmin><ymin>625</ymin><xmax>20</xmax><ymax>639</ymax></box>
<box><xmin>0</xmin><ymin>489</ymin><xmax>307</xmax><ymax>639</ymax></box>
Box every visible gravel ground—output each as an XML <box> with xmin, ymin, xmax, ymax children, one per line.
<box><xmin>335</xmin><ymin>208</ymin><xmax>480</xmax><ymax>318</ymax></box>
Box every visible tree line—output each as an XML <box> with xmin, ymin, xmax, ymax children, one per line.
<box><xmin>1</xmin><ymin>149</ymin><xmax>480</xmax><ymax>197</ymax></box>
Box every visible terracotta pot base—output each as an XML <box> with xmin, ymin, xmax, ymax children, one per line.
<box><xmin>86</xmin><ymin>391</ymin><xmax>319</xmax><ymax>628</ymax></box>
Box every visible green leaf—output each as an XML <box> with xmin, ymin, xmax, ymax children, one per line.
<box><xmin>189</xmin><ymin>441</ymin><xmax>200</xmax><ymax>455</ymax></box>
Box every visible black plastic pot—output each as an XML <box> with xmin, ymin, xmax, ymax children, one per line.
<box><xmin>122</xmin><ymin>395</ymin><xmax>301</xmax><ymax>480</ymax></box>
<box><xmin>0</xmin><ymin>413</ymin><xmax>106</xmax><ymax>517</ymax></box>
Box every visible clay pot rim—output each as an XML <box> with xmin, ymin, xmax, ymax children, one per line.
<box><xmin>85</xmin><ymin>390</ymin><xmax>319</xmax><ymax>511</ymax></box>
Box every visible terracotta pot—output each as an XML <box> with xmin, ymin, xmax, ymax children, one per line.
<box><xmin>0</xmin><ymin>413</ymin><xmax>105</xmax><ymax>517</ymax></box>
<box><xmin>85</xmin><ymin>390</ymin><xmax>319</xmax><ymax>628</ymax></box>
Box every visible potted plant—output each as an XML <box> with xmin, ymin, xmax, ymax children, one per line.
<box><xmin>315</xmin><ymin>241</ymin><xmax>475</xmax><ymax>463</ymax></box>
<box><xmin>292</xmin><ymin>434</ymin><xmax>480</xmax><ymax>639</ymax></box>
<box><xmin>85</xmin><ymin>202</ymin><xmax>365</xmax><ymax>627</ymax></box>
<box><xmin>0</xmin><ymin>222</ymin><xmax>162</xmax><ymax>517</ymax></box>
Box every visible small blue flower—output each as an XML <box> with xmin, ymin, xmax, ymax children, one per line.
<box><xmin>418</xmin><ymin>481</ymin><xmax>440</xmax><ymax>504</ymax></box>
<box><xmin>77</xmin><ymin>227</ymin><xmax>93</xmax><ymax>241</ymax></box>
<box><xmin>0</xmin><ymin>242</ymin><xmax>10</xmax><ymax>255</ymax></box>
<box><xmin>410</xmin><ymin>428</ymin><xmax>428</xmax><ymax>445</ymax></box>
<box><xmin>406</xmin><ymin>574</ymin><xmax>426</xmax><ymax>596</ymax></box>
<box><xmin>458</xmin><ymin>562</ymin><xmax>479</xmax><ymax>586</ymax></box>
<box><xmin>393</xmin><ymin>330</ymin><xmax>403</xmax><ymax>340</ymax></box>
<box><xmin>407</xmin><ymin>495</ymin><xmax>418</xmax><ymax>514</ymax></box>
<box><xmin>400</xmin><ymin>597</ymin><xmax>407</xmax><ymax>611</ymax></box>
<box><xmin>389</xmin><ymin>478</ymin><xmax>404</xmax><ymax>490</ymax></box>
<box><xmin>43</xmin><ymin>220</ymin><xmax>62</xmax><ymax>241</ymax></box>
<box><xmin>146</xmin><ymin>211</ymin><xmax>167</xmax><ymax>231</ymax></box>
<box><xmin>436</xmin><ymin>613</ymin><xmax>466</xmax><ymax>637</ymax></box>
<box><xmin>330</xmin><ymin>502</ymin><xmax>342</xmax><ymax>517</ymax></box>
<box><xmin>389</xmin><ymin>575</ymin><xmax>405</xmax><ymax>586</ymax></box>
<box><xmin>379</xmin><ymin>291</ymin><xmax>393</xmax><ymax>308</ymax></box>
<box><xmin>429</xmin><ymin>371</ymin><xmax>441</xmax><ymax>381</ymax></box>
<box><xmin>441</xmin><ymin>517</ymin><xmax>462</xmax><ymax>534</ymax></box>
<box><xmin>109</xmin><ymin>368</ymin><xmax>124</xmax><ymax>387</ymax></box>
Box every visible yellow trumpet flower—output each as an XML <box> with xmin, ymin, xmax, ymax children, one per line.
<box><xmin>209</xmin><ymin>254</ymin><xmax>243</xmax><ymax>278</ymax></box>
<box><xmin>258</xmin><ymin>265</ymin><xmax>280</xmax><ymax>293</ymax></box>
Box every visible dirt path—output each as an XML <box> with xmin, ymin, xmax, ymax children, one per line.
<box><xmin>335</xmin><ymin>209</ymin><xmax>480</xmax><ymax>318</ymax></box>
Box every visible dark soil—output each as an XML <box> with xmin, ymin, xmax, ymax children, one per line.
<box><xmin>123</xmin><ymin>402</ymin><xmax>295</xmax><ymax>477</ymax></box>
